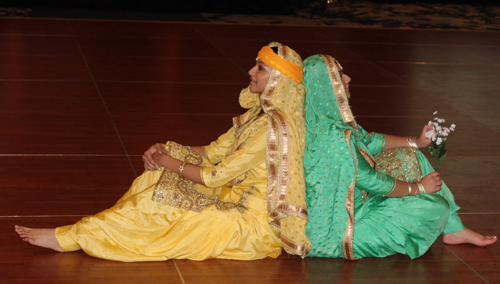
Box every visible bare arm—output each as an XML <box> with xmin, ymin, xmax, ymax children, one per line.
<box><xmin>384</xmin><ymin>125</ymin><xmax>434</xmax><ymax>151</ymax></box>
<box><xmin>141</xmin><ymin>143</ymin><xmax>205</xmax><ymax>185</ymax></box>
<box><xmin>153</xmin><ymin>153</ymin><xmax>204</xmax><ymax>185</ymax></box>
<box><xmin>385</xmin><ymin>172</ymin><xmax>442</xmax><ymax>197</ymax></box>
<box><xmin>189</xmin><ymin>146</ymin><xmax>207</xmax><ymax>159</ymax></box>
<box><xmin>142</xmin><ymin>143</ymin><xmax>206</xmax><ymax>169</ymax></box>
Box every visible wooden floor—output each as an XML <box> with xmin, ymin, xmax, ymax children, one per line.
<box><xmin>1</xmin><ymin>17</ymin><xmax>499</xmax><ymax>284</ymax></box>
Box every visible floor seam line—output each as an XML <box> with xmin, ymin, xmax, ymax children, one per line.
<box><xmin>438</xmin><ymin>239</ymin><xmax>490</xmax><ymax>284</ymax></box>
<box><xmin>68</xmin><ymin>20</ymin><xmax>138</xmax><ymax>178</ymax></box>
<box><xmin>173</xmin><ymin>260</ymin><xmax>186</xmax><ymax>284</ymax></box>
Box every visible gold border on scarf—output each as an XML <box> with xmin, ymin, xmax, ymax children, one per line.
<box><xmin>262</xmin><ymin>43</ymin><xmax>291</xmax><ymax>216</ymax></box>
<box><xmin>281</xmin><ymin>234</ymin><xmax>312</xmax><ymax>256</ymax></box>
<box><xmin>260</xmin><ymin>43</ymin><xmax>310</xmax><ymax>257</ymax></box>
<box><xmin>359</xmin><ymin>147</ymin><xmax>376</xmax><ymax>168</ymax></box>
<box><xmin>276</xmin><ymin>203</ymin><xmax>308</xmax><ymax>219</ymax></box>
<box><xmin>341</xmin><ymin>130</ymin><xmax>357</xmax><ymax>260</ymax></box>
<box><xmin>321</xmin><ymin>55</ymin><xmax>357</xmax><ymax>129</ymax></box>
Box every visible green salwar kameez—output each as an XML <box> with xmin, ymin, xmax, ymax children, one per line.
<box><xmin>303</xmin><ymin>54</ymin><xmax>465</xmax><ymax>260</ymax></box>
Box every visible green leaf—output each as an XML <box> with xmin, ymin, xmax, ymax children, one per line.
<box><xmin>439</xmin><ymin>149</ymin><xmax>447</xmax><ymax>161</ymax></box>
<box><xmin>428</xmin><ymin>146</ymin><xmax>439</xmax><ymax>158</ymax></box>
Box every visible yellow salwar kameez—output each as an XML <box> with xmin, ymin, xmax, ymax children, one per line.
<box><xmin>54</xmin><ymin>42</ymin><xmax>311</xmax><ymax>262</ymax></box>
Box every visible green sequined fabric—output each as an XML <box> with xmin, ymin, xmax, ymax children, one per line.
<box><xmin>375</xmin><ymin>148</ymin><xmax>423</xmax><ymax>183</ymax></box>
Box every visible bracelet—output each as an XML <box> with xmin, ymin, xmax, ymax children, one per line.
<box><xmin>407</xmin><ymin>136</ymin><xmax>418</xmax><ymax>149</ymax></box>
<box><xmin>407</xmin><ymin>183</ymin><xmax>412</xmax><ymax>196</ymax></box>
<box><xmin>178</xmin><ymin>160</ymin><xmax>188</xmax><ymax>180</ymax></box>
<box><xmin>416</xmin><ymin>182</ymin><xmax>426</xmax><ymax>194</ymax></box>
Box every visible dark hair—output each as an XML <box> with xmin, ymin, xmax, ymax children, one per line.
<box><xmin>271</xmin><ymin>46</ymin><xmax>279</xmax><ymax>54</ymax></box>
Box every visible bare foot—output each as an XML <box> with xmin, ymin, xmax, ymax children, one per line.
<box><xmin>14</xmin><ymin>225</ymin><xmax>64</xmax><ymax>252</ymax></box>
<box><xmin>443</xmin><ymin>228</ymin><xmax>497</xmax><ymax>247</ymax></box>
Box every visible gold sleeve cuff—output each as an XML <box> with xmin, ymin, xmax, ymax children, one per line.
<box><xmin>381</xmin><ymin>134</ymin><xmax>387</xmax><ymax>153</ymax></box>
<box><xmin>381</xmin><ymin>177</ymin><xmax>397</xmax><ymax>197</ymax></box>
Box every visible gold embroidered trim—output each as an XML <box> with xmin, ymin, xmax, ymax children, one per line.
<box><xmin>266</xmin><ymin>111</ymin><xmax>279</xmax><ymax>214</ymax></box>
<box><xmin>276</xmin><ymin>203</ymin><xmax>308</xmax><ymax>219</ymax></box>
<box><xmin>261</xmin><ymin>46</ymin><xmax>284</xmax><ymax>215</ymax></box>
<box><xmin>237</xmin><ymin>186</ymin><xmax>255</xmax><ymax>213</ymax></box>
<box><xmin>381</xmin><ymin>179</ymin><xmax>397</xmax><ymax>196</ymax></box>
<box><xmin>358</xmin><ymin>147</ymin><xmax>376</xmax><ymax>168</ymax></box>
<box><xmin>322</xmin><ymin>55</ymin><xmax>357</xmax><ymax>129</ymax></box>
<box><xmin>264</xmin><ymin>100</ymin><xmax>292</xmax><ymax>216</ymax></box>
<box><xmin>265</xmin><ymin>44</ymin><xmax>292</xmax><ymax>216</ymax></box>
<box><xmin>281</xmin><ymin>234</ymin><xmax>311</xmax><ymax>257</ymax></box>
<box><xmin>342</xmin><ymin>129</ymin><xmax>357</xmax><ymax>260</ymax></box>
<box><xmin>381</xmin><ymin>134</ymin><xmax>387</xmax><ymax>153</ymax></box>
<box><xmin>269</xmin><ymin>219</ymin><xmax>281</xmax><ymax>231</ymax></box>
<box><xmin>152</xmin><ymin>141</ymin><xmax>253</xmax><ymax>215</ymax></box>
<box><xmin>375</xmin><ymin>147</ymin><xmax>423</xmax><ymax>183</ymax></box>
<box><xmin>261</xmin><ymin>44</ymin><xmax>310</xmax><ymax>257</ymax></box>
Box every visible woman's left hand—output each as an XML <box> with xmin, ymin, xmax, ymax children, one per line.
<box><xmin>142</xmin><ymin>143</ymin><xmax>165</xmax><ymax>171</ymax></box>
<box><xmin>151</xmin><ymin>152</ymin><xmax>164</xmax><ymax>169</ymax></box>
<box><xmin>416</xmin><ymin>125</ymin><xmax>434</xmax><ymax>148</ymax></box>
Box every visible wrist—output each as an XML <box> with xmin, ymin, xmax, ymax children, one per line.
<box><xmin>416</xmin><ymin>137</ymin><xmax>428</xmax><ymax>148</ymax></box>
<box><xmin>408</xmin><ymin>182</ymin><xmax>422</xmax><ymax>196</ymax></box>
<box><xmin>407</xmin><ymin>136</ymin><xmax>419</xmax><ymax>149</ymax></box>
<box><xmin>157</xmin><ymin>153</ymin><xmax>170</xmax><ymax>168</ymax></box>
<box><xmin>415</xmin><ymin>137</ymin><xmax>422</xmax><ymax>148</ymax></box>
<box><xmin>416</xmin><ymin>182</ymin><xmax>426</xmax><ymax>194</ymax></box>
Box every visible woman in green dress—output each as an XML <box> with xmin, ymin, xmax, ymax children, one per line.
<box><xmin>303</xmin><ymin>54</ymin><xmax>497</xmax><ymax>260</ymax></box>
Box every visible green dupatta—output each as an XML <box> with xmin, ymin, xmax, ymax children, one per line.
<box><xmin>303</xmin><ymin>54</ymin><xmax>362</xmax><ymax>259</ymax></box>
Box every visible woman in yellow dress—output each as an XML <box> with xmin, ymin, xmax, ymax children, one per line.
<box><xmin>15</xmin><ymin>42</ymin><xmax>311</xmax><ymax>262</ymax></box>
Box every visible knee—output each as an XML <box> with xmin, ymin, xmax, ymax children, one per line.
<box><xmin>429</xmin><ymin>195</ymin><xmax>450</xmax><ymax>222</ymax></box>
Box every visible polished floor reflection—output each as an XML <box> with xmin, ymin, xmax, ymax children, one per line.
<box><xmin>1</xmin><ymin>18</ymin><xmax>499</xmax><ymax>283</ymax></box>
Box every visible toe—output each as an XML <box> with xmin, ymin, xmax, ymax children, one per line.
<box><xmin>488</xmin><ymin>236</ymin><xmax>498</xmax><ymax>244</ymax></box>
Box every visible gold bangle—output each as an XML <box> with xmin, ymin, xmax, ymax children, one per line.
<box><xmin>407</xmin><ymin>136</ymin><xmax>418</xmax><ymax>149</ymax></box>
<box><xmin>178</xmin><ymin>160</ymin><xmax>188</xmax><ymax>180</ymax></box>
<box><xmin>408</xmin><ymin>183</ymin><xmax>412</xmax><ymax>196</ymax></box>
<box><xmin>416</xmin><ymin>182</ymin><xmax>426</xmax><ymax>194</ymax></box>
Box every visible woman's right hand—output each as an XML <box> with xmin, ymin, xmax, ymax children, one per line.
<box><xmin>142</xmin><ymin>143</ymin><xmax>166</xmax><ymax>171</ymax></box>
<box><xmin>416</xmin><ymin>125</ymin><xmax>434</xmax><ymax>148</ymax></box>
<box><xmin>420</xmin><ymin>172</ymin><xmax>442</xmax><ymax>194</ymax></box>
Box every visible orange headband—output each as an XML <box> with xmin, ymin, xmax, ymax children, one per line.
<box><xmin>258</xmin><ymin>46</ymin><xmax>303</xmax><ymax>84</ymax></box>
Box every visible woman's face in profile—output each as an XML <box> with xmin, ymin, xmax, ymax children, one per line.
<box><xmin>248</xmin><ymin>59</ymin><xmax>272</xmax><ymax>94</ymax></box>
<box><xmin>336</xmin><ymin>60</ymin><xmax>351</xmax><ymax>99</ymax></box>
<box><xmin>341</xmin><ymin>72</ymin><xmax>352</xmax><ymax>99</ymax></box>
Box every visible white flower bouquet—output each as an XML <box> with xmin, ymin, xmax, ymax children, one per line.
<box><xmin>425</xmin><ymin>111</ymin><xmax>456</xmax><ymax>170</ymax></box>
